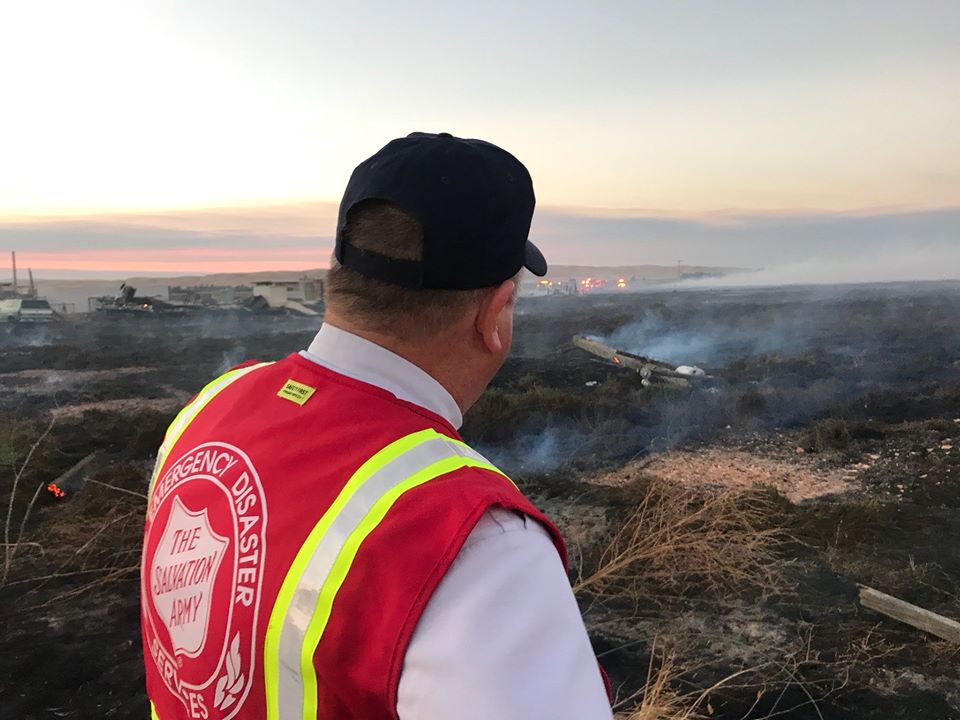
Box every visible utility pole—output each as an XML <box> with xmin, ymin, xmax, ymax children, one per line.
<box><xmin>11</xmin><ymin>251</ymin><xmax>17</xmax><ymax>293</ymax></box>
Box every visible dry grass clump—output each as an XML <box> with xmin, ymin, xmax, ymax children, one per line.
<box><xmin>611</xmin><ymin>628</ymin><xmax>868</xmax><ymax>720</ymax></box>
<box><xmin>2</xmin><ymin>413</ymin><xmax>146</xmax><ymax>602</ymax></box>
<box><xmin>2</xmin><ymin>414</ymin><xmax>56</xmax><ymax>588</ymax></box>
<box><xmin>9</xmin><ymin>509</ymin><xmax>143</xmax><ymax>605</ymax></box>
<box><xmin>575</xmin><ymin>474</ymin><xmax>788</xmax><ymax>604</ymax></box>
<box><xmin>613</xmin><ymin>641</ymin><xmax>705</xmax><ymax>720</ymax></box>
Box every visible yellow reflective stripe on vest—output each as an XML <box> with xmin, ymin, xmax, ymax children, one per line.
<box><xmin>263</xmin><ymin>427</ymin><xmax>436</xmax><ymax>720</ymax></box>
<box><xmin>148</xmin><ymin>362</ymin><xmax>274</xmax><ymax>495</ymax></box>
<box><xmin>264</xmin><ymin>429</ymin><xmax>504</xmax><ymax>720</ymax></box>
<box><xmin>150</xmin><ymin>700</ymin><xmax>160</xmax><ymax>720</ymax></box>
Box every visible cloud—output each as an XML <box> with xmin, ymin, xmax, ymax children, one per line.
<box><xmin>1</xmin><ymin>203</ymin><xmax>337</xmax><ymax>276</ymax></box>
<box><xmin>532</xmin><ymin>206</ymin><xmax>960</xmax><ymax>269</ymax></box>
<box><xmin>4</xmin><ymin>203</ymin><xmax>958</xmax><ymax>281</ymax></box>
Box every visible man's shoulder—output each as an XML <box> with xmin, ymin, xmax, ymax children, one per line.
<box><xmin>225</xmin><ymin>359</ymin><xmax>265</xmax><ymax>373</ymax></box>
<box><xmin>461</xmin><ymin>507</ymin><xmax>553</xmax><ymax>550</ymax></box>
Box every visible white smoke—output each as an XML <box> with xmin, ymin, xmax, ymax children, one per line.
<box><xmin>678</xmin><ymin>243</ymin><xmax>960</xmax><ymax>288</ymax></box>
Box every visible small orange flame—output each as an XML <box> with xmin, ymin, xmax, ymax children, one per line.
<box><xmin>47</xmin><ymin>482</ymin><xmax>66</xmax><ymax>499</ymax></box>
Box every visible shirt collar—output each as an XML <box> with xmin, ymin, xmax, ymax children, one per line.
<box><xmin>301</xmin><ymin>323</ymin><xmax>464</xmax><ymax>430</ymax></box>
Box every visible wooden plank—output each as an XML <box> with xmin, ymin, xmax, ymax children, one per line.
<box><xmin>859</xmin><ymin>585</ymin><xmax>960</xmax><ymax>643</ymax></box>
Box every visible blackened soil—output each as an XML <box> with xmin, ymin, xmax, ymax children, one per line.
<box><xmin>2</xmin><ymin>283</ymin><xmax>960</xmax><ymax>719</ymax></box>
<box><xmin>0</xmin><ymin>581</ymin><xmax>147</xmax><ymax>720</ymax></box>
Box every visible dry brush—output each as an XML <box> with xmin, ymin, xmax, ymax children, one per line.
<box><xmin>574</xmin><ymin>474</ymin><xmax>789</xmax><ymax>606</ymax></box>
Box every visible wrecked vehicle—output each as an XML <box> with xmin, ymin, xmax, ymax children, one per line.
<box><xmin>91</xmin><ymin>284</ymin><xmax>205</xmax><ymax>315</ymax></box>
<box><xmin>571</xmin><ymin>334</ymin><xmax>707</xmax><ymax>387</ymax></box>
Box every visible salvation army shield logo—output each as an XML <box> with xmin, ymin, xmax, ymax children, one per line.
<box><xmin>143</xmin><ymin>442</ymin><xmax>267</xmax><ymax>720</ymax></box>
<box><xmin>151</xmin><ymin>497</ymin><xmax>228</xmax><ymax>657</ymax></box>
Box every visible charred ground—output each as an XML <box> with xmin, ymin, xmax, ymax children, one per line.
<box><xmin>2</xmin><ymin>282</ymin><xmax>960</xmax><ymax>719</ymax></box>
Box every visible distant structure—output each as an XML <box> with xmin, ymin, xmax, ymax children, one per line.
<box><xmin>87</xmin><ymin>275</ymin><xmax>325</xmax><ymax>317</ymax></box>
<box><xmin>521</xmin><ymin>274</ymin><xmax>637</xmax><ymax>297</ymax></box>
<box><xmin>0</xmin><ymin>251</ymin><xmax>31</xmax><ymax>298</ymax></box>
<box><xmin>247</xmin><ymin>277</ymin><xmax>323</xmax><ymax>316</ymax></box>
<box><xmin>578</xmin><ymin>277</ymin><xmax>608</xmax><ymax>292</ymax></box>
<box><xmin>527</xmin><ymin>277</ymin><xmax>579</xmax><ymax>296</ymax></box>
<box><xmin>168</xmin><ymin>284</ymin><xmax>254</xmax><ymax>306</ymax></box>
<box><xmin>558</xmin><ymin>278</ymin><xmax>579</xmax><ymax>295</ymax></box>
<box><xmin>0</xmin><ymin>251</ymin><xmax>57</xmax><ymax>322</ymax></box>
<box><xmin>252</xmin><ymin>276</ymin><xmax>322</xmax><ymax>305</ymax></box>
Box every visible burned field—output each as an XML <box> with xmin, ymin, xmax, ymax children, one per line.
<box><xmin>3</xmin><ymin>282</ymin><xmax>960</xmax><ymax>719</ymax></box>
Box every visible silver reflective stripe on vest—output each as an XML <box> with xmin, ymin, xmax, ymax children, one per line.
<box><xmin>273</xmin><ymin>433</ymin><xmax>495</xmax><ymax>720</ymax></box>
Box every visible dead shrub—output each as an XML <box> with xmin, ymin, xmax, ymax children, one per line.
<box><xmin>801</xmin><ymin>417</ymin><xmax>885</xmax><ymax>454</ymax></box>
<box><xmin>803</xmin><ymin>418</ymin><xmax>853</xmax><ymax>453</ymax></box>
<box><xmin>574</xmin><ymin>474</ymin><xmax>788</xmax><ymax>604</ymax></box>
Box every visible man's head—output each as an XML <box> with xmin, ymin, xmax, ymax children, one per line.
<box><xmin>324</xmin><ymin>132</ymin><xmax>547</xmax><ymax>413</ymax></box>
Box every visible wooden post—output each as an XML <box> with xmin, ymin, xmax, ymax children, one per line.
<box><xmin>859</xmin><ymin>585</ymin><xmax>960</xmax><ymax>643</ymax></box>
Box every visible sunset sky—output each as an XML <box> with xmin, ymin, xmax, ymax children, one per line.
<box><xmin>1</xmin><ymin>1</ymin><xmax>958</xmax><ymax>277</ymax></box>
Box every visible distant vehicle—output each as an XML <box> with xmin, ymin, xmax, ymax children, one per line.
<box><xmin>571</xmin><ymin>334</ymin><xmax>707</xmax><ymax>387</ymax></box>
<box><xmin>0</xmin><ymin>297</ymin><xmax>57</xmax><ymax>323</ymax></box>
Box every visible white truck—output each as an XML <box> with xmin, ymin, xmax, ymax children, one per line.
<box><xmin>0</xmin><ymin>298</ymin><xmax>56</xmax><ymax>323</ymax></box>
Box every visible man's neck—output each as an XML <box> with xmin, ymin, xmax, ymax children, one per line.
<box><xmin>321</xmin><ymin>316</ymin><xmax>477</xmax><ymax>414</ymax></box>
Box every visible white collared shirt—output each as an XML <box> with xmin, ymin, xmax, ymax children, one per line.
<box><xmin>302</xmin><ymin>324</ymin><xmax>463</xmax><ymax>429</ymax></box>
<box><xmin>302</xmin><ymin>324</ymin><xmax>613</xmax><ymax>720</ymax></box>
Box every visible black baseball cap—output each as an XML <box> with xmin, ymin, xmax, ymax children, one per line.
<box><xmin>334</xmin><ymin>132</ymin><xmax>547</xmax><ymax>290</ymax></box>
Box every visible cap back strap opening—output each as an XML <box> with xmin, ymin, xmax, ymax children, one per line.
<box><xmin>339</xmin><ymin>241</ymin><xmax>424</xmax><ymax>289</ymax></box>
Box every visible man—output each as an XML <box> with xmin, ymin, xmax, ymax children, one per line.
<box><xmin>141</xmin><ymin>132</ymin><xmax>613</xmax><ymax>720</ymax></box>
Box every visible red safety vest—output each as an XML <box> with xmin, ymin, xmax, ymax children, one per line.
<box><xmin>141</xmin><ymin>353</ymin><xmax>582</xmax><ymax>720</ymax></box>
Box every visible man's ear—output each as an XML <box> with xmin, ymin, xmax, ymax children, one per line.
<box><xmin>475</xmin><ymin>279</ymin><xmax>516</xmax><ymax>354</ymax></box>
